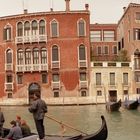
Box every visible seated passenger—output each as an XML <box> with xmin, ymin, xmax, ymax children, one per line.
<box><xmin>20</xmin><ymin>120</ymin><xmax>31</xmax><ymax>137</ymax></box>
<box><xmin>6</xmin><ymin>120</ymin><xmax>23</xmax><ymax>140</ymax></box>
<box><xmin>16</xmin><ymin>115</ymin><xmax>21</xmax><ymax>126</ymax></box>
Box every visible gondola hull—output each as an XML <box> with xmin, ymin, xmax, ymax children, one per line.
<box><xmin>106</xmin><ymin>99</ymin><xmax>121</xmax><ymax>112</ymax></box>
<box><xmin>1</xmin><ymin>116</ymin><xmax>108</xmax><ymax>140</ymax></box>
<box><xmin>123</xmin><ymin>100</ymin><xmax>139</xmax><ymax>110</ymax></box>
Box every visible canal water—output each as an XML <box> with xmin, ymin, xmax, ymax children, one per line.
<box><xmin>2</xmin><ymin>105</ymin><xmax>140</xmax><ymax>140</ymax></box>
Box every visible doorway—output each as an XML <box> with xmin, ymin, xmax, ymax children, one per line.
<box><xmin>109</xmin><ymin>90</ymin><xmax>117</xmax><ymax>102</ymax></box>
<box><xmin>28</xmin><ymin>83</ymin><xmax>40</xmax><ymax>104</ymax></box>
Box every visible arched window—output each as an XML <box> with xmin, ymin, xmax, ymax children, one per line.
<box><xmin>51</xmin><ymin>20</ymin><xmax>58</xmax><ymax>37</ymax></box>
<box><xmin>33</xmin><ymin>48</ymin><xmax>39</xmax><ymax>64</ymax></box>
<box><xmin>6</xmin><ymin>49</ymin><xmax>12</xmax><ymax>63</ymax></box>
<box><xmin>17</xmin><ymin>22</ymin><xmax>23</xmax><ymax>36</ymax></box>
<box><xmin>24</xmin><ymin>21</ymin><xmax>30</xmax><ymax>36</ymax></box>
<box><xmin>17</xmin><ymin>49</ymin><xmax>24</xmax><ymax>65</ymax></box>
<box><xmin>41</xmin><ymin>48</ymin><xmax>47</xmax><ymax>64</ymax></box>
<box><xmin>3</xmin><ymin>25</ymin><xmax>12</xmax><ymax>41</ymax></box>
<box><xmin>79</xmin><ymin>45</ymin><xmax>86</xmax><ymax>60</ymax></box>
<box><xmin>32</xmin><ymin>20</ymin><xmax>38</xmax><ymax>36</ymax></box>
<box><xmin>78</xmin><ymin>19</ymin><xmax>85</xmax><ymax>36</ymax></box>
<box><xmin>39</xmin><ymin>20</ymin><xmax>45</xmax><ymax>35</ymax></box>
<box><xmin>52</xmin><ymin>45</ymin><xmax>59</xmax><ymax>61</ymax></box>
<box><xmin>25</xmin><ymin>48</ymin><xmax>31</xmax><ymax>64</ymax></box>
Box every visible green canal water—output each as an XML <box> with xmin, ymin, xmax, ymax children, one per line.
<box><xmin>2</xmin><ymin>105</ymin><xmax>140</xmax><ymax>140</ymax></box>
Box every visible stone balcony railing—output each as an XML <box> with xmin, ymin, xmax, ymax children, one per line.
<box><xmin>15</xmin><ymin>35</ymin><xmax>47</xmax><ymax>44</ymax></box>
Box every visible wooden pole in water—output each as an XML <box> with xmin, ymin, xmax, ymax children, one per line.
<box><xmin>45</xmin><ymin>114</ymin><xmax>88</xmax><ymax>135</ymax></box>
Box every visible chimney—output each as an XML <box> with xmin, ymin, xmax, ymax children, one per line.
<box><xmin>24</xmin><ymin>9</ymin><xmax>28</xmax><ymax>14</ymax></box>
<box><xmin>123</xmin><ymin>7</ymin><xmax>126</xmax><ymax>12</ymax></box>
<box><xmin>65</xmin><ymin>0</ymin><xmax>70</xmax><ymax>12</ymax></box>
<box><xmin>85</xmin><ymin>4</ymin><xmax>89</xmax><ymax>11</ymax></box>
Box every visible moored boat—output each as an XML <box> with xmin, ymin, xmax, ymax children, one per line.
<box><xmin>106</xmin><ymin>99</ymin><xmax>121</xmax><ymax>112</ymax></box>
<box><xmin>123</xmin><ymin>100</ymin><xmax>139</xmax><ymax>110</ymax></box>
<box><xmin>1</xmin><ymin>115</ymin><xmax>108</xmax><ymax>140</ymax></box>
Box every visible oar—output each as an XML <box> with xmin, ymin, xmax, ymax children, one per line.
<box><xmin>45</xmin><ymin>114</ymin><xmax>88</xmax><ymax>135</ymax></box>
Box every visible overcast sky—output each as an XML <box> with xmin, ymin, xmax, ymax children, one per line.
<box><xmin>0</xmin><ymin>0</ymin><xmax>139</xmax><ymax>23</ymax></box>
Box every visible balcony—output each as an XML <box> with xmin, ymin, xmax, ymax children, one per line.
<box><xmin>5</xmin><ymin>64</ymin><xmax>13</xmax><ymax>71</ymax></box>
<box><xmin>15</xmin><ymin>35</ymin><xmax>47</xmax><ymax>44</ymax></box>
<box><xmin>5</xmin><ymin>83</ymin><xmax>13</xmax><ymax>91</ymax></box>
<box><xmin>51</xmin><ymin>61</ymin><xmax>60</xmax><ymax>69</ymax></box>
<box><xmin>16</xmin><ymin>64</ymin><xmax>48</xmax><ymax>72</ymax></box>
<box><xmin>51</xmin><ymin>81</ymin><xmax>60</xmax><ymax>90</ymax></box>
<box><xmin>78</xmin><ymin>60</ymin><xmax>87</xmax><ymax>68</ymax></box>
<box><xmin>79</xmin><ymin>81</ymin><xmax>88</xmax><ymax>89</ymax></box>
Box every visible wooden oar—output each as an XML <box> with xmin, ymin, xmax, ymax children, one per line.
<box><xmin>45</xmin><ymin>114</ymin><xmax>88</xmax><ymax>135</ymax></box>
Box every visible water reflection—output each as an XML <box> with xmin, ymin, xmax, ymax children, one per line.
<box><xmin>1</xmin><ymin>105</ymin><xmax>140</xmax><ymax>140</ymax></box>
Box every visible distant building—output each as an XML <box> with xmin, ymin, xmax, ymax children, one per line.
<box><xmin>90</xmin><ymin>24</ymin><xmax>118</xmax><ymax>61</ymax></box>
<box><xmin>0</xmin><ymin>0</ymin><xmax>91</xmax><ymax>104</ymax></box>
<box><xmin>117</xmin><ymin>3</ymin><xmax>140</xmax><ymax>97</ymax></box>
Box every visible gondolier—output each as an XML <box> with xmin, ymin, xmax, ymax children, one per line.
<box><xmin>28</xmin><ymin>92</ymin><xmax>47</xmax><ymax>140</ymax></box>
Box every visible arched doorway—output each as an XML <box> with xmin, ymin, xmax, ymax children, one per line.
<box><xmin>28</xmin><ymin>83</ymin><xmax>40</xmax><ymax>104</ymax></box>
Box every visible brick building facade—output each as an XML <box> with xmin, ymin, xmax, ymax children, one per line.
<box><xmin>0</xmin><ymin>0</ymin><xmax>91</xmax><ymax>104</ymax></box>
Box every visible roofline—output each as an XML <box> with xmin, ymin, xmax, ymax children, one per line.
<box><xmin>118</xmin><ymin>3</ymin><xmax>140</xmax><ymax>25</ymax></box>
<box><xmin>0</xmin><ymin>10</ymin><xmax>90</xmax><ymax>21</ymax></box>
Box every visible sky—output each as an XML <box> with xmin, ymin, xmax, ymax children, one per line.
<box><xmin>0</xmin><ymin>0</ymin><xmax>140</xmax><ymax>23</ymax></box>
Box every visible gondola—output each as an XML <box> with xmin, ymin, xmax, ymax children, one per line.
<box><xmin>1</xmin><ymin>115</ymin><xmax>108</xmax><ymax>140</ymax></box>
<box><xmin>123</xmin><ymin>100</ymin><xmax>139</xmax><ymax>110</ymax></box>
<box><xmin>106</xmin><ymin>99</ymin><xmax>121</xmax><ymax>112</ymax></box>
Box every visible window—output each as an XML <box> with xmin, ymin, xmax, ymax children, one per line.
<box><xmin>6</xmin><ymin>75</ymin><xmax>12</xmax><ymax>83</ymax></box>
<box><xmin>79</xmin><ymin>45</ymin><xmax>86</xmax><ymax>60</ymax></box>
<box><xmin>54</xmin><ymin>91</ymin><xmax>59</xmax><ymax>97</ymax></box>
<box><xmin>32</xmin><ymin>20</ymin><xmax>38</xmax><ymax>36</ymax></box>
<box><xmin>110</xmin><ymin>73</ymin><xmax>115</xmax><ymax>85</ymax></box>
<box><xmin>112</xmin><ymin>46</ymin><xmax>117</xmax><ymax>55</ymax></box>
<box><xmin>78</xmin><ymin>19</ymin><xmax>85</xmax><ymax>36</ymax></box>
<box><xmin>17</xmin><ymin>75</ymin><xmax>23</xmax><ymax>84</ymax></box>
<box><xmin>137</xmin><ymin>88</ymin><xmax>140</xmax><ymax>94</ymax></box>
<box><xmin>33</xmin><ymin>48</ymin><xmax>39</xmax><ymax>64</ymax></box>
<box><xmin>24</xmin><ymin>21</ymin><xmax>30</xmax><ymax>36</ymax></box>
<box><xmin>17</xmin><ymin>49</ymin><xmax>24</xmax><ymax>65</ymax></box>
<box><xmin>3</xmin><ymin>26</ymin><xmax>11</xmax><ymax>41</ymax></box>
<box><xmin>25</xmin><ymin>49</ymin><xmax>31</xmax><ymax>64</ymax></box>
<box><xmin>97</xmin><ymin>46</ymin><xmax>102</xmax><ymax>55</ymax></box>
<box><xmin>6</xmin><ymin>49</ymin><xmax>12</xmax><ymax>63</ymax></box>
<box><xmin>90</xmin><ymin>31</ymin><xmax>101</xmax><ymax>42</ymax></box>
<box><xmin>42</xmin><ymin>73</ymin><xmax>47</xmax><ymax>83</ymax></box>
<box><xmin>41</xmin><ymin>48</ymin><xmax>47</xmax><ymax>64</ymax></box>
<box><xmin>52</xmin><ymin>46</ymin><xmax>59</xmax><ymax>61</ymax></box>
<box><xmin>135</xmin><ymin>72</ymin><xmax>140</xmax><ymax>82</ymax></box>
<box><xmin>123</xmin><ymin>73</ymin><xmax>128</xmax><ymax>85</ymax></box>
<box><xmin>134</xmin><ymin>28</ymin><xmax>140</xmax><ymax>40</ymax></box>
<box><xmin>81</xmin><ymin>90</ymin><xmax>87</xmax><ymax>97</ymax></box>
<box><xmin>7</xmin><ymin>93</ymin><xmax>13</xmax><ymax>98</ymax></box>
<box><xmin>51</xmin><ymin>20</ymin><xmax>58</xmax><ymax>37</ymax></box>
<box><xmin>134</xmin><ymin>58</ymin><xmax>140</xmax><ymax>69</ymax></box>
<box><xmin>96</xmin><ymin>73</ymin><xmax>101</xmax><ymax>85</ymax></box>
<box><xmin>103</xmin><ymin>31</ymin><xmax>114</xmax><ymax>41</ymax></box>
<box><xmin>17</xmin><ymin>22</ymin><xmax>23</xmax><ymax>36</ymax></box>
<box><xmin>97</xmin><ymin>90</ymin><xmax>102</xmax><ymax>96</ymax></box>
<box><xmin>52</xmin><ymin>74</ymin><xmax>59</xmax><ymax>82</ymax></box>
<box><xmin>103</xmin><ymin>46</ymin><xmax>109</xmax><ymax>55</ymax></box>
<box><xmin>136</xmin><ymin>12</ymin><xmax>140</xmax><ymax>20</ymax></box>
<box><xmin>39</xmin><ymin>20</ymin><xmax>45</xmax><ymax>35</ymax></box>
<box><xmin>124</xmin><ymin>90</ymin><xmax>128</xmax><ymax>95</ymax></box>
<box><xmin>80</xmin><ymin>73</ymin><xmax>86</xmax><ymax>81</ymax></box>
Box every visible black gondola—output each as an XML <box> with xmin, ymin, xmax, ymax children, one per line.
<box><xmin>106</xmin><ymin>99</ymin><xmax>121</xmax><ymax>112</ymax></box>
<box><xmin>1</xmin><ymin>115</ymin><xmax>108</xmax><ymax>140</ymax></box>
<box><xmin>123</xmin><ymin>100</ymin><xmax>139</xmax><ymax>110</ymax></box>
